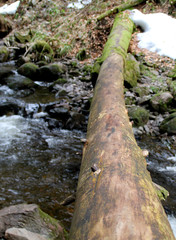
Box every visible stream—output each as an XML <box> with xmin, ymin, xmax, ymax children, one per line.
<box><xmin>0</xmin><ymin>60</ymin><xmax>176</xmax><ymax>235</ymax></box>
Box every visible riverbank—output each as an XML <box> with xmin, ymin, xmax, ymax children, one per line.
<box><xmin>0</xmin><ymin>0</ymin><xmax>176</xmax><ymax>237</ymax></box>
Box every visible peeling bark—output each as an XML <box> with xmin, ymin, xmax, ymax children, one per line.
<box><xmin>69</xmin><ymin>12</ymin><xmax>175</xmax><ymax>240</ymax></box>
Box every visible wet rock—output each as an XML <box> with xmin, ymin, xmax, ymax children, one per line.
<box><xmin>37</xmin><ymin>63</ymin><xmax>67</xmax><ymax>82</ymax></box>
<box><xmin>0</xmin><ymin>203</ymin><xmax>66</xmax><ymax>239</ymax></box>
<box><xmin>4</xmin><ymin>72</ymin><xmax>37</xmax><ymax>90</ymax></box>
<box><xmin>0</xmin><ymin>99</ymin><xmax>21</xmax><ymax>116</ymax></box>
<box><xmin>124</xmin><ymin>53</ymin><xmax>140</xmax><ymax>88</ymax></box>
<box><xmin>66</xmin><ymin>111</ymin><xmax>86</xmax><ymax>129</ymax></box>
<box><xmin>17</xmin><ymin>62</ymin><xmax>39</xmax><ymax>80</ymax></box>
<box><xmin>160</xmin><ymin>112</ymin><xmax>176</xmax><ymax>134</ymax></box>
<box><xmin>45</xmin><ymin>102</ymin><xmax>70</xmax><ymax>122</ymax></box>
<box><xmin>150</xmin><ymin>92</ymin><xmax>173</xmax><ymax>113</ymax></box>
<box><xmin>0</xmin><ymin>64</ymin><xmax>14</xmax><ymax>82</ymax></box>
<box><xmin>0</xmin><ymin>46</ymin><xmax>9</xmax><ymax>62</ymax></box>
<box><xmin>128</xmin><ymin>106</ymin><xmax>149</xmax><ymax>127</ymax></box>
<box><xmin>0</xmin><ymin>15</ymin><xmax>12</xmax><ymax>38</ymax></box>
<box><xmin>5</xmin><ymin>227</ymin><xmax>47</xmax><ymax>240</ymax></box>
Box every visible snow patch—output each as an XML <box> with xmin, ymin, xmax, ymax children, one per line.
<box><xmin>168</xmin><ymin>215</ymin><xmax>176</xmax><ymax>237</ymax></box>
<box><xmin>0</xmin><ymin>1</ymin><xmax>20</xmax><ymax>15</ymax></box>
<box><xmin>130</xmin><ymin>9</ymin><xmax>176</xmax><ymax>59</ymax></box>
<box><xmin>68</xmin><ymin>0</ymin><xmax>92</xmax><ymax>9</ymax></box>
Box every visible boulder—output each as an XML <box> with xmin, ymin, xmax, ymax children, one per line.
<box><xmin>0</xmin><ymin>65</ymin><xmax>14</xmax><ymax>82</ymax></box>
<box><xmin>128</xmin><ymin>106</ymin><xmax>149</xmax><ymax>127</ymax></box>
<box><xmin>169</xmin><ymin>80</ymin><xmax>176</xmax><ymax>100</ymax></box>
<box><xmin>160</xmin><ymin>112</ymin><xmax>176</xmax><ymax>134</ymax></box>
<box><xmin>0</xmin><ymin>46</ymin><xmax>9</xmax><ymax>62</ymax></box>
<box><xmin>0</xmin><ymin>203</ymin><xmax>67</xmax><ymax>239</ymax></box>
<box><xmin>0</xmin><ymin>15</ymin><xmax>12</xmax><ymax>38</ymax></box>
<box><xmin>17</xmin><ymin>62</ymin><xmax>39</xmax><ymax>80</ymax></box>
<box><xmin>66</xmin><ymin>111</ymin><xmax>86</xmax><ymax>129</ymax></box>
<box><xmin>5</xmin><ymin>227</ymin><xmax>47</xmax><ymax>240</ymax></box>
<box><xmin>124</xmin><ymin>53</ymin><xmax>140</xmax><ymax>88</ymax></box>
<box><xmin>5</xmin><ymin>74</ymin><xmax>37</xmax><ymax>90</ymax></box>
<box><xmin>150</xmin><ymin>91</ymin><xmax>173</xmax><ymax>112</ymax></box>
<box><xmin>0</xmin><ymin>99</ymin><xmax>22</xmax><ymax>116</ymax></box>
<box><xmin>37</xmin><ymin>63</ymin><xmax>67</xmax><ymax>82</ymax></box>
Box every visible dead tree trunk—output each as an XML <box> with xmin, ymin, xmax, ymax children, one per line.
<box><xmin>69</xmin><ymin>11</ymin><xmax>175</xmax><ymax>240</ymax></box>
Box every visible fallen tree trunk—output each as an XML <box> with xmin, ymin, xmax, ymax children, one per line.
<box><xmin>97</xmin><ymin>0</ymin><xmax>146</xmax><ymax>21</ymax></box>
<box><xmin>69</xmin><ymin>11</ymin><xmax>175</xmax><ymax>240</ymax></box>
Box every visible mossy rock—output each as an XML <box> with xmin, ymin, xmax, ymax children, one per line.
<box><xmin>33</xmin><ymin>40</ymin><xmax>53</xmax><ymax>54</ymax></box>
<box><xmin>124</xmin><ymin>53</ymin><xmax>140</xmax><ymax>88</ymax></box>
<box><xmin>168</xmin><ymin>67</ymin><xmax>176</xmax><ymax>79</ymax></box>
<box><xmin>160</xmin><ymin>112</ymin><xmax>176</xmax><ymax>134</ymax></box>
<box><xmin>76</xmin><ymin>49</ymin><xmax>87</xmax><ymax>61</ymax></box>
<box><xmin>7</xmin><ymin>76</ymin><xmax>36</xmax><ymax>90</ymax></box>
<box><xmin>14</xmin><ymin>32</ymin><xmax>32</xmax><ymax>44</ymax></box>
<box><xmin>0</xmin><ymin>46</ymin><xmax>9</xmax><ymax>62</ymax></box>
<box><xmin>33</xmin><ymin>40</ymin><xmax>54</xmax><ymax>61</ymax></box>
<box><xmin>128</xmin><ymin>106</ymin><xmax>149</xmax><ymax>127</ymax></box>
<box><xmin>169</xmin><ymin>80</ymin><xmax>176</xmax><ymax>100</ymax></box>
<box><xmin>37</xmin><ymin>63</ymin><xmax>66</xmax><ymax>82</ymax></box>
<box><xmin>17</xmin><ymin>62</ymin><xmax>39</xmax><ymax>80</ymax></box>
<box><xmin>150</xmin><ymin>92</ymin><xmax>173</xmax><ymax>113</ymax></box>
<box><xmin>133</xmin><ymin>85</ymin><xmax>150</xmax><ymax>97</ymax></box>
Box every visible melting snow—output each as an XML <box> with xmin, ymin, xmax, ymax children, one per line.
<box><xmin>0</xmin><ymin>0</ymin><xmax>20</xmax><ymax>15</ymax></box>
<box><xmin>130</xmin><ymin>9</ymin><xmax>176</xmax><ymax>59</ymax></box>
<box><xmin>68</xmin><ymin>0</ymin><xmax>92</xmax><ymax>9</ymax></box>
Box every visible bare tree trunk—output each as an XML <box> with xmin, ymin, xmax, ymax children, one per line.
<box><xmin>69</xmin><ymin>12</ymin><xmax>175</xmax><ymax>240</ymax></box>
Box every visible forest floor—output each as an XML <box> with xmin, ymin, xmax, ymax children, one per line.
<box><xmin>1</xmin><ymin>0</ymin><xmax>175</xmax><ymax>70</ymax></box>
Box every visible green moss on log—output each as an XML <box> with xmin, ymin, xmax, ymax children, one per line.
<box><xmin>91</xmin><ymin>11</ymin><xmax>134</xmax><ymax>84</ymax></box>
<box><xmin>99</xmin><ymin>11</ymin><xmax>134</xmax><ymax>63</ymax></box>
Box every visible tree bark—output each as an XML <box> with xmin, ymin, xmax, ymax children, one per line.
<box><xmin>97</xmin><ymin>0</ymin><xmax>146</xmax><ymax>21</ymax></box>
<box><xmin>69</xmin><ymin>11</ymin><xmax>175</xmax><ymax>240</ymax></box>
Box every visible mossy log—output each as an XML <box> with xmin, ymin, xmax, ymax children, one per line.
<box><xmin>97</xmin><ymin>0</ymin><xmax>146</xmax><ymax>21</ymax></box>
<box><xmin>69</xmin><ymin>11</ymin><xmax>175</xmax><ymax>240</ymax></box>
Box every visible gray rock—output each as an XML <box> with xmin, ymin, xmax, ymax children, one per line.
<box><xmin>128</xmin><ymin>106</ymin><xmax>149</xmax><ymax>127</ymax></box>
<box><xmin>0</xmin><ymin>203</ymin><xmax>66</xmax><ymax>239</ymax></box>
<box><xmin>5</xmin><ymin>228</ymin><xmax>47</xmax><ymax>240</ymax></box>
<box><xmin>150</xmin><ymin>92</ymin><xmax>173</xmax><ymax>112</ymax></box>
<box><xmin>37</xmin><ymin>63</ymin><xmax>67</xmax><ymax>82</ymax></box>
<box><xmin>17</xmin><ymin>62</ymin><xmax>39</xmax><ymax>80</ymax></box>
<box><xmin>160</xmin><ymin>112</ymin><xmax>176</xmax><ymax>134</ymax></box>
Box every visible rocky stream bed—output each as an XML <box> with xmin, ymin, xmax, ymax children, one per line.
<box><xmin>0</xmin><ymin>2</ymin><xmax>176</xmax><ymax>238</ymax></box>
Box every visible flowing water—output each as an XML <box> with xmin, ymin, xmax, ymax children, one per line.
<box><xmin>0</xmin><ymin>62</ymin><xmax>176</xmax><ymax>234</ymax></box>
